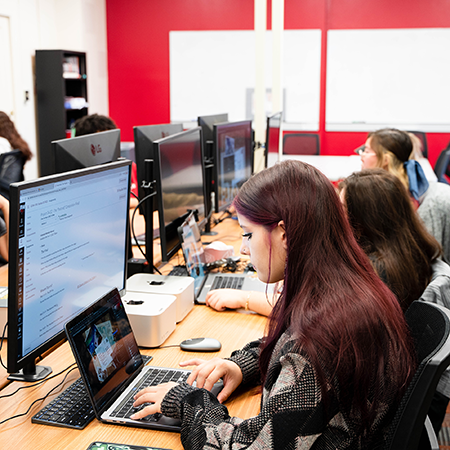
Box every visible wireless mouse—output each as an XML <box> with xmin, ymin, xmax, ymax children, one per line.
<box><xmin>180</xmin><ymin>337</ymin><xmax>222</xmax><ymax>352</ymax></box>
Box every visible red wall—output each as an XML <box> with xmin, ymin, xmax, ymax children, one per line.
<box><xmin>106</xmin><ymin>0</ymin><xmax>450</xmax><ymax>167</ymax></box>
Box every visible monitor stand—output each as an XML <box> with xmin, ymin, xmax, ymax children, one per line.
<box><xmin>8</xmin><ymin>361</ymin><xmax>52</xmax><ymax>382</ymax></box>
<box><xmin>203</xmin><ymin>142</ymin><xmax>218</xmax><ymax>236</ymax></box>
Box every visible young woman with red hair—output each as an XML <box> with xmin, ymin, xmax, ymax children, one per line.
<box><xmin>132</xmin><ymin>160</ymin><xmax>416</xmax><ymax>449</ymax></box>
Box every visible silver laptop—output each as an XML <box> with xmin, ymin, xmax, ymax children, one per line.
<box><xmin>65</xmin><ymin>287</ymin><xmax>222</xmax><ymax>431</ymax></box>
<box><xmin>178</xmin><ymin>212</ymin><xmax>274</xmax><ymax>304</ymax></box>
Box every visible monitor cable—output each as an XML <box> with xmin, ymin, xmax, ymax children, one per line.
<box><xmin>0</xmin><ymin>322</ymin><xmax>7</xmax><ymax>370</ymax></box>
<box><xmin>212</xmin><ymin>209</ymin><xmax>233</xmax><ymax>226</ymax></box>
<box><xmin>0</xmin><ymin>364</ymin><xmax>77</xmax><ymax>425</ymax></box>
<box><xmin>130</xmin><ymin>192</ymin><xmax>162</xmax><ymax>275</ymax></box>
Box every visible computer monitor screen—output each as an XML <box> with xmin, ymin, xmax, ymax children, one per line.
<box><xmin>52</xmin><ymin>129</ymin><xmax>121</xmax><ymax>174</ymax></box>
<box><xmin>7</xmin><ymin>160</ymin><xmax>132</xmax><ymax>381</ymax></box>
<box><xmin>154</xmin><ymin>127</ymin><xmax>206</xmax><ymax>262</ymax></box>
<box><xmin>133</xmin><ymin>124</ymin><xmax>184</xmax><ymax>214</ymax></box>
<box><xmin>265</xmin><ymin>112</ymin><xmax>282</xmax><ymax>168</ymax></box>
<box><xmin>213</xmin><ymin>120</ymin><xmax>253</xmax><ymax>213</ymax></box>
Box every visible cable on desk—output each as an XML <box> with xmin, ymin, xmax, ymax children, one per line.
<box><xmin>130</xmin><ymin>193</ymin><xmax>162</xmax><ymax>275</ymax></box>
<box><xmin>0</xmin><ymin>322</ymin><xmax>7</xmax><ymax>370</ymax></box>
<box><xmin>0</xmin><ymin>365</ymin><xmax>78</xmax><ymax>425</ymax></box>
<box><xmin>0</xmin><ymin>362</ymin><xmax>77</xmax><ymax>400</ymax></box>
<box><xmin>212</xmin><ymin>209</ymin><xmax>233</xmax><ymax>226</ymax></box>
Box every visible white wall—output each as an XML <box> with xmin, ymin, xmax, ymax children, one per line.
<box><xmin>0</xmin><ymin>0</ymin><xmax>109</xmax><ymax>180</ymax></box>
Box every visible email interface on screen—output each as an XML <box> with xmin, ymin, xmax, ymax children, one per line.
<box><xmin>16</xmin><ymin>165</ymin><xmax>130</xmax><ymax>360</ymax></box>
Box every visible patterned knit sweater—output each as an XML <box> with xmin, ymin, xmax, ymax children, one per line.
<box><xmin>160</xmin><ymin>330</ymin><xmax>397</xmax><ymax>449</ymax></box>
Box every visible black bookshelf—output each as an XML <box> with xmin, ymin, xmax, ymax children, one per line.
<box><xmin>35</xmin><ymin>50</ymin><xmax>88</xmax><ymax>176</ymax></box>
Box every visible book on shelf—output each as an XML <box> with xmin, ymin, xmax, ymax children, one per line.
<box><xmin>63</xmin><ymin>56</ymin><xmax>81</xmax><ymax>79</ymax></box>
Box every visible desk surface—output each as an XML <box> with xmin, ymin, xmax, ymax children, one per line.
<box><xmin>0</xmin><ymin>217</ymin><xmax>265</xmax><ymax>450</ymax></box>
<box><xmin>267</xmin><ymin>153</ymin><xmax>438</xmax><ymax>183</ymax></box>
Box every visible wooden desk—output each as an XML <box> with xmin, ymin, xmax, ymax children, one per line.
<box><xmin>0</xmin><ymin>218</ymin><xmax>263</xmax><ymax>450</ymax></box>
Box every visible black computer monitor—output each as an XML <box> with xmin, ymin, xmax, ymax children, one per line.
<box><xmin>52</xmin><ymin>129</ymin><xmax>121</xmax><ymax>174</ymax></box>
<box><xmin>154</xmin><ymin>127</ymin><xmax>207</xmax><ymax>262</ymax></box>
<box><xmin>265</xmin><ymin>112</ymin><xmax>282</xmax><ymax>168</ymax></box>
<box><xmin>197</xmin><ymin>113</ymin><xmax>229</xmax><ymax>147</ymax></box>
<box><xmin>133</xmin><ymin>124</ymin><xmax>183</xmax><ymax>214</ymax></box>
<box><xmin>7</xmin><ymin>160</ymin><xmax>132</xmax><ymax>381</ymax></box>
<box><xmin>213</xmin><ymin>120</ymin><xmax>253</xmax><ymax>213</ymax></box>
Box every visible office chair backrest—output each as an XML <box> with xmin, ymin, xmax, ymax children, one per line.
<box><xmin>282</xmin><ymin>133</ymin><xmax>319</xmax><ymax>155</ymax></box>
<box><xmin>408</xmin><ymin>131</ymin><xmax>428</xmax><ymax>159</ymax></box>
<box><xmin>433</xmin><ymin>148</ymin><xmax>450</xmax><ymax>184</ymax></box>
<box><xmin>383</xmin><ymin>300</ymin><xmax>450</xmax><ymax>450</ymax></box>
<box><xmin>0</xmin><ymin>150</ymin><xmax>26</xmax><ymax>199</ymax></box>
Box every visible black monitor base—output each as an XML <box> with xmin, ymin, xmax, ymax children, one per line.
<box><xmin>8</xmin><ymin>364</ymin><xmax>52</xmax><ymax>382</ymax></box>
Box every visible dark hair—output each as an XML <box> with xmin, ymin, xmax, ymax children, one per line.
<box><xmin>369</xmin><ymin>128</ymin><xmax>412</xmax><ymax>163</ymax></box>
<box><xmin>0</xmin><ymin>111</ymin><xmax>32</xmax><ymax>160</ymax></box>
<box><xmin>233</xmin><ymin>160</ymin><xmax>415</xmax><ymax>435</ymax></box>
<box><xmin>340</xmin><ymin>169</ymin><xmax>441</xmax><ymax>311</ymax></box>
<box><xmin>73</xmin><ymin>114</ymin><xmax>117</xmax><ymax>136</ymax></box>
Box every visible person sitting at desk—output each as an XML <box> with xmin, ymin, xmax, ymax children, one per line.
<box><xmin>205</xmin><ymin>288</ymin><xmax>278</xmax><ymax>316</ymax></box>
<box><xmin>0</xmin><ymin>111</ymin><xmax>32</xmax><ymax>160</ymax></box>
<box><xmin>339</xmin><ymin>168</ymin><xmax>450</xmax><ymax>436</ymax></box>
<box><xmin>0</xmin><ymin>111</ymin><xmax>30</xmax><ymax>264</ymax></box>
<box><xmin>73</xmin><ymin>113</ymin><xmax>139</xmax><ymax>209</ymax></box>
<box><xmin>359</xmin><ymin>127</ymin><xmax>450</xmax><ymax>263</ymax></box>
<box><xmin>131</xmin><ymin>160</ymin><xmax>416</xmax><ymax>449</ymax></box>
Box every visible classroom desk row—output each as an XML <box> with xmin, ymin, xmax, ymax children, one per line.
<box><xmin>0</xmin><ymin>216</ymin><xmax>265</xmax><ymax>450</ymax></box>
<box><xmin>267</xmin><ymin>153</ymin><xmax>438</xmax><ymax>183</ymax></box>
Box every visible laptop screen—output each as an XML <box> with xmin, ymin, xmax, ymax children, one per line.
<box><xmin>65</xmin><ymin>288</ymin><xmax>144</xmax><ymax>412</ymax></box>
<box><xmin>178</xmin><ymin>213</ymin><xmax>207</xmax><ymax>297</ymax></box>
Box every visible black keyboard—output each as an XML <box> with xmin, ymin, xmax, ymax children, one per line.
<box><xmin>211</xmin><ymin>276</ymin><xmax>244</xmax><ymax>290</ymax></box>
<box><xmin>111</xmin><ymin>367</ymin><xmax>189</xmax><ymax>421</ymax></box>
<box><xmin>168</xmin><ymin>265</ymin><xmax>189</xmax><ymax>277</ymax></box>
<box><xmin>32</xmin><ymin>355</ymin><xmax>152</xmax><ymax>429</ymax></box>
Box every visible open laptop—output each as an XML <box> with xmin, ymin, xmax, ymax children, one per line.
<box><xmin>178</xmin><ymin>212</ymin><xmax>275</xmax><ymax>304</ymax></box>
<box><xmin>65</xmin><ymin>287</ymin><xmax>222</xmax><ymax>431</ymax></box>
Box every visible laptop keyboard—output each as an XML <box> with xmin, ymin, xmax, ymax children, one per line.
<box><xmin>211</xmin><ymin>276</ymin><xmax>244</xmax><ymax>290</ymax></box>
<box><xmin>32</xmin><ymin>354</ymin><xmax>153</xmax><ymax>429</ymax></box>
<box><xmin>111</xmin><ymin>367</ymin><xmax>189</xmax><ymax>422</ymax></box>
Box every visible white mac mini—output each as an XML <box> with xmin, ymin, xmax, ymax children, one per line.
<box><xmin>126</xmin><ymin>273</ymin><xmax>194</xmax><ymax>323</ymax></box>
<box><xmin>121</xmin><ymin>291</ymin><xmax>177</xmax><ymax>348</ymax></box>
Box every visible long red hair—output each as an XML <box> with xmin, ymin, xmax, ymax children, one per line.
<box><xmin>234</xmin><ymin>160</ymin><xmax>416</xmax><ymax>434</ymax></box>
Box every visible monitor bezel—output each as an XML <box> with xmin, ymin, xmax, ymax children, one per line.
<box><xmin>7</xmin><ymin>160</ymin><xmax>132</xmax><ymax>379</ymax></box>
<box><xmin>213</xmin><ymin>119</ymin><xmax>254</xmax><ymax>213</ymax></box>
<box><xmin>154</xmin><ymin>127</ymin><xmax>207</xmax><ymax>263</ymax></box>
<box><xmin>133</xmin><ymin>123</ymin><xmax>184</xmax><ymax>215</ymax></box>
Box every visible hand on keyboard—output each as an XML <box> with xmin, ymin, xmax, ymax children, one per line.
<box><xmin>131</xmin><ymin>381</ymin><xmax>179</xmax><ymax>420</ymax></box>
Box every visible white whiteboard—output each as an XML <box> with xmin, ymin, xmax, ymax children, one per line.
<box><xmin>326</xmin><ymin>28</ymin><xmax>450</xmax><ymax>132</ymax></box>
<box><xmin>170</xmin><ymin>30</ymin><xmax>321</xmax><ymax>130</ymax></box>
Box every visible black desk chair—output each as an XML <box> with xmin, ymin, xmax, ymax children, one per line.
<box><xmin>433</xmin><ymin>148</ymin><xmax>450</xmax><ymax>184</ymax></box>
<box><xmin>383</xmin><ymin>300</ymin><xmax>450</xmax><ymax>450</ymax></box>
<box><xmin>282</xmin><ymin>133</ymin><xmax>320</xmax><ymax>155</ymax></box>
<box><xmin>408</xmin><ymin>131</ymin><xmax>428</xmax><ymax>159</ymax></box>
<box><xmin>0</xmin><ymin>150</ymin><xmax>25</xmax><ymax>199</ymax></box>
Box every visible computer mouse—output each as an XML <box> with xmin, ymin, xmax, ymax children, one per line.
<box><xmin>180</xmin><ymin>337</ymin><xmax>222</xmax><ymax>352</ymax></box>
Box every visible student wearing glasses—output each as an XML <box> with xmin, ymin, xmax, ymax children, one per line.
<box><xmin>131</xmin><ymin>160</ymin><xmax>416</xmax><ymax>449</ymax></box>
<box><xmin>358</xmin><ymin>127</ymin><xmax>450</xmax><ymax>263</ymax></box>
